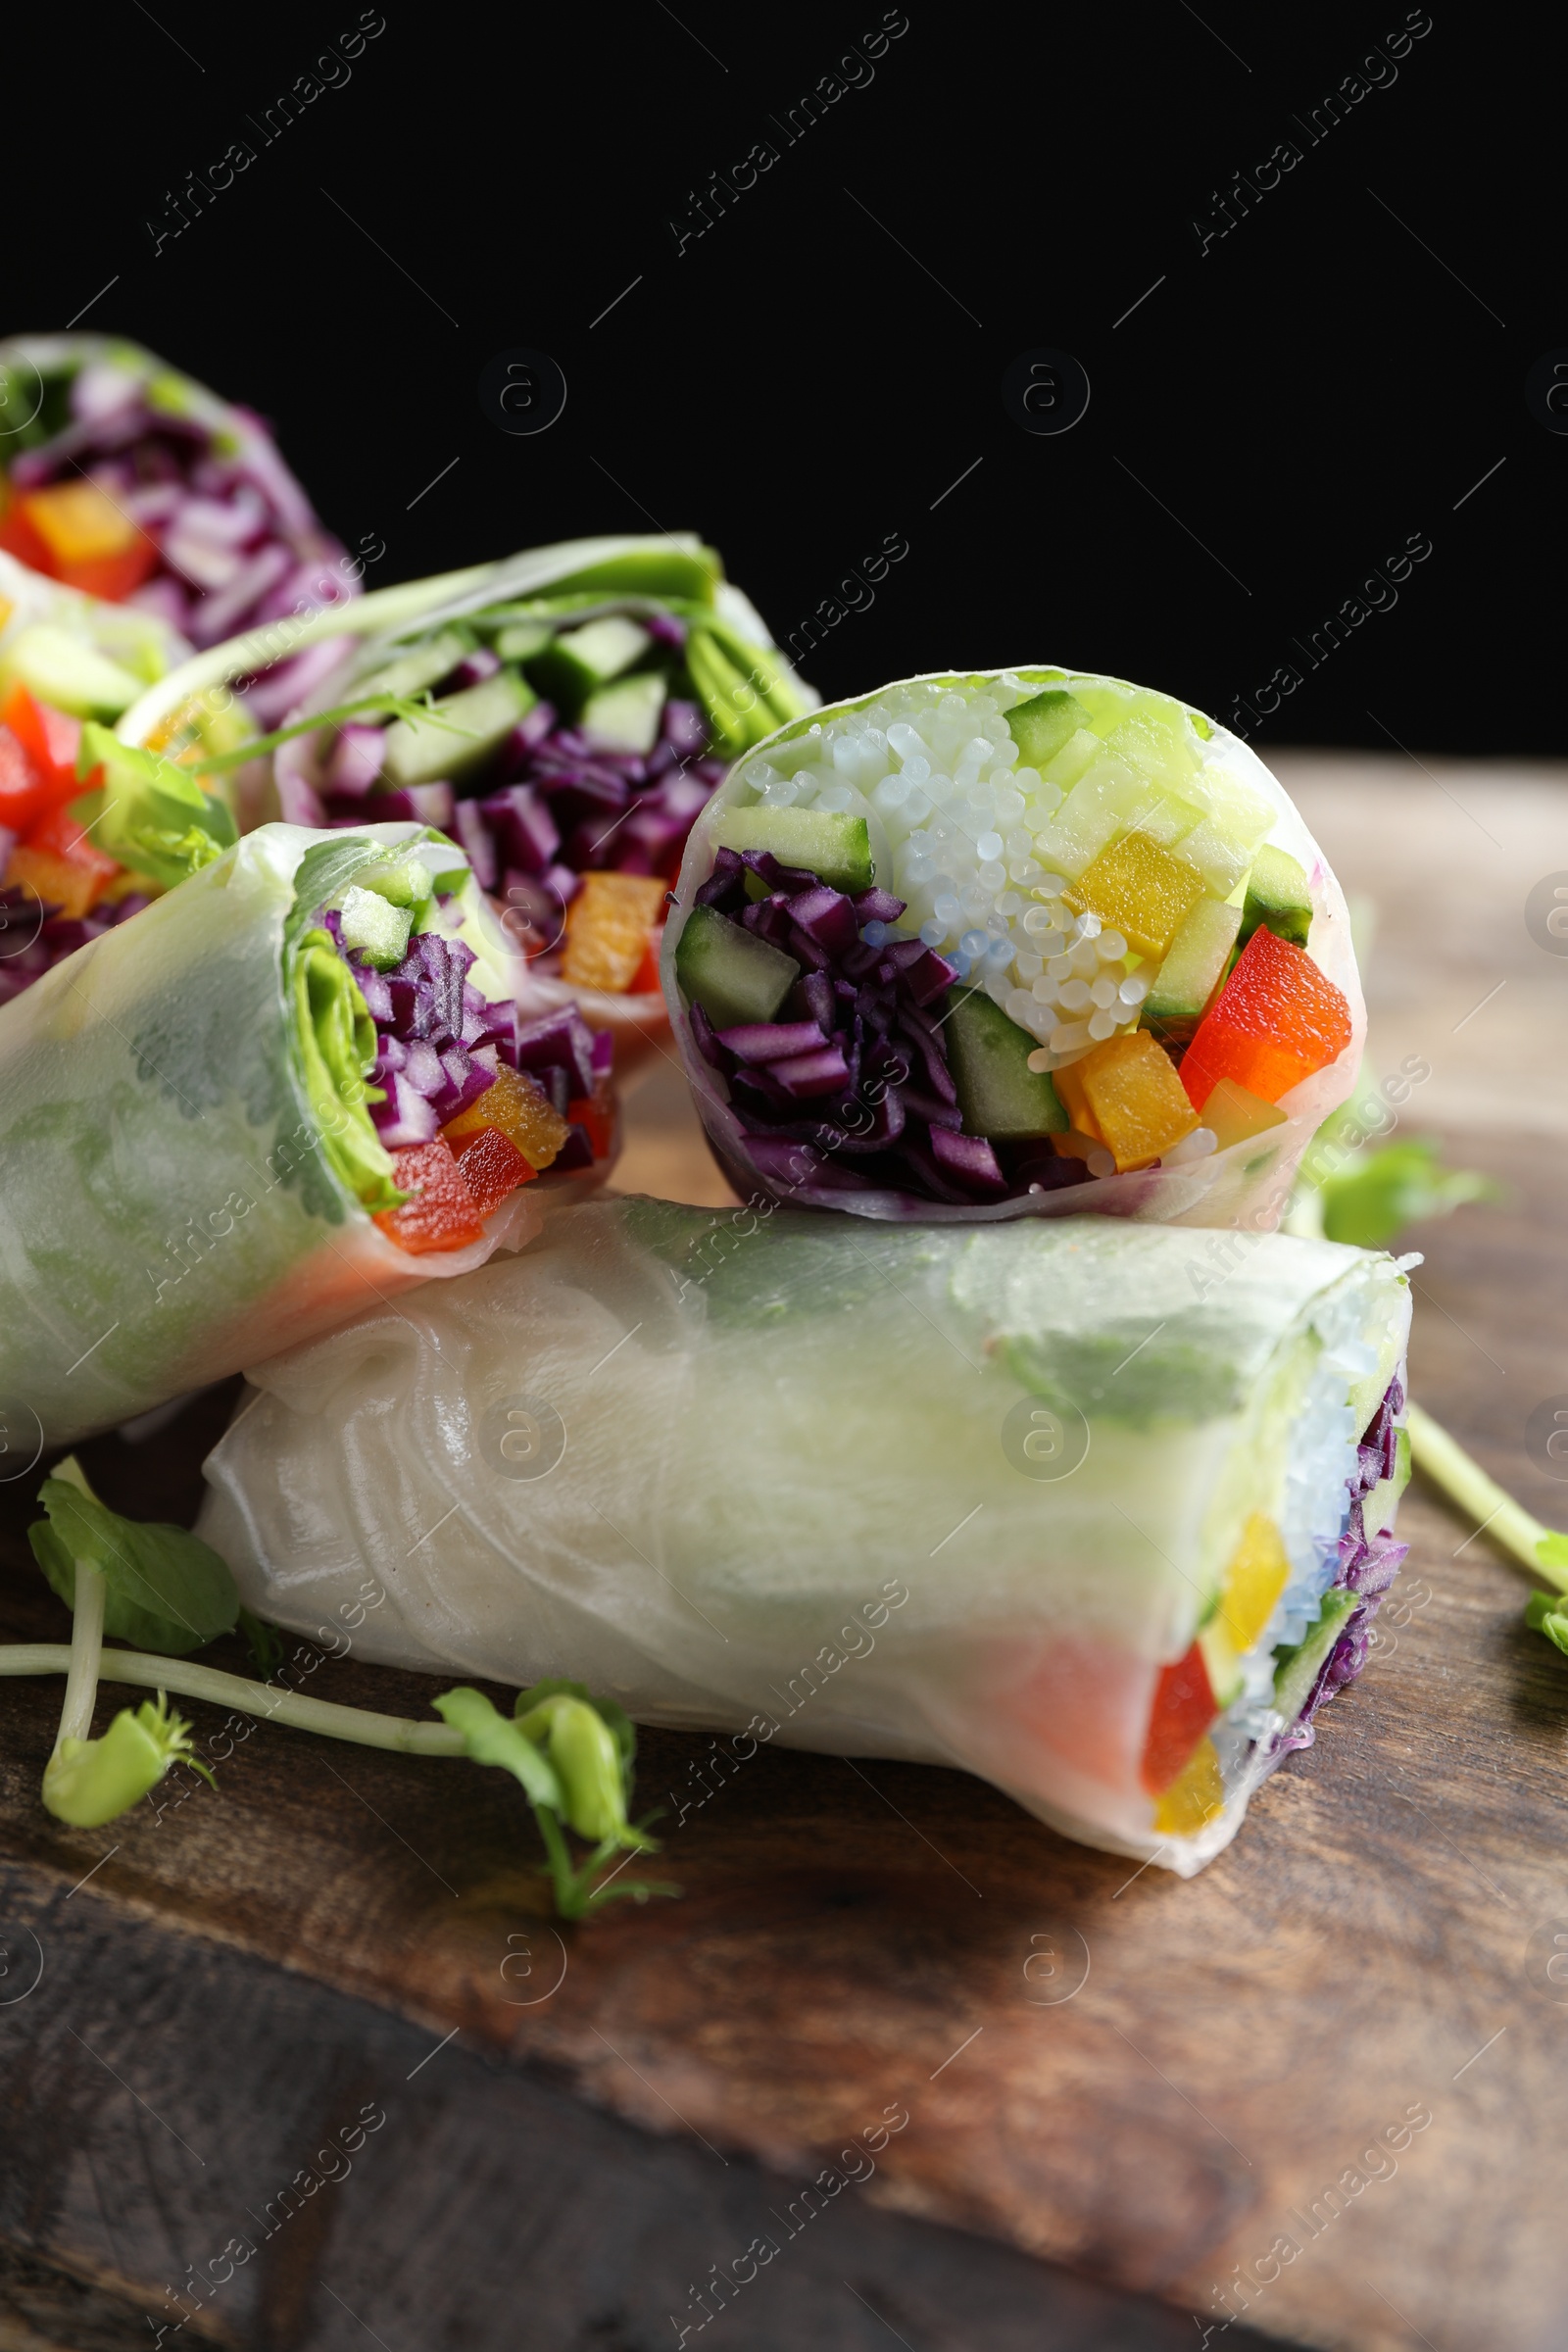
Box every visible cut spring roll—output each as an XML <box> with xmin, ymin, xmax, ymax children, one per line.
<box><xmin>0</xmin><ymin>555</ymin><xmax>254</xmax><ymax>1000</ymax></box>
<box><xmin>0</xmin><ymin>820</ymin><xmax>614</xmax><ymax>1449</ymax></box>
<box><xmin>666</xmin><ymin>668</ymin><xmax>1363</xmax><ymax>1227</ymax></box>
<box><xmin>119</xmin><ymin>536</ymin><xmax>816</xmax><ymax>1075</ymax></box>
<box><xmin>0</xmin><ymin>332</ymin><xmax>357</xmax><ymax>720</ymax></box>
<box><xmin>199</xmin><ymin>1204</ymin><xmax>1412</xmax><ymax>1876</ymax></box>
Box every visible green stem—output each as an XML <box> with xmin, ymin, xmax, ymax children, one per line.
<box><xmin>1407</xmin><ymin>1402</ymin><xmax>1567</xmax><ymax>1590</ymax></box>
<box><xmin>56</xmin><ymin>1562</ymin><xmax>106</xmax><ymax>1747</ymax></box>
<box><xmin>0</xmin><ymin>1645</ymin><xmax>466</xmax><ymax>1756</ymax></box>
<box><xmin>531</xmin><ymin>1800</ymin><xmax>579</xmax><ymax>1916</ymax></box>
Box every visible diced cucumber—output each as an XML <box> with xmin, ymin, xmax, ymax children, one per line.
<box><xmin>1198</xmin><ymin>1617</ymin><xmax>1245</xmax><ymax>1710</ymax></box>
<box><xmin>529</xmin><ymin>615</ymin><xmax>651</xmax><ymax>707</ymax></box>
<box><xmin>492</xmin><ymin>619</ymin><xmax>553</xmax><ymax>662</ymax></box>
<box><xmin>1006</xmin><ymin>687</ymin><xmax>1091</xmax><ymax>770</ymax></box>
<box><xmin>674</xmin><ymin>905</ymin><xmax>799</xmax><ymax>1029</ymax></box>
<box><xmin>944</xmin><ymin>991</ymin><xmax>1066</xmax><ymax>1139</ymax></box>
<box><xmin>1144</xmin><ymin>898</ymin><xmax>1242</xmax><ymax>1027</ymax></box>
<box><xmin>1176</xmin><ymin>816</ymin><xmax>1250</xmax><ymax>898</ymax></box>
<box><xmin>339</xmin><ymin>884</ymin><xmax>415</xmax><ymax>969</ymax></box>
<box><xmin>1031</xmin><ymin>763</ymin><xmax>1152</xmax><ymax>882</ymax></box>
<box><xmin>358</xmin><ymin>857</ymin><xmax>432</xmax><ymax>910</ymax></box>
<box><xmin>354</xmin><ymin>630</ymin><xmax>471</xmax><ymax>706</ymax></box>
<box><xmin>1240</xmin><ymin>843</ymin><xmax>1312</xmax><ymax>949</ymax></box>
<box><xmin>1271</xmin><ymin>1589</ymin><xmax>1357</xmax><ymax>1723</ymax></box>
<box><xmin>1037</xmin><ymin>726</ymin><xmax>1100</xmax><ymax>790</ymax></box>
<box><xmin>581</xmin><ymin>670</ymin><xmax>665</xmax><ymax>754</ymax></box>
<box><xmin>1365</xmin><ymin>1423</ymin><xmax>1411</xmax><ymax>1537</ymax></box>
<box><xmin>710</xmin><ymin>806</ymin><xmax>874</xmax><ymax>895</ymax></box>
<box><xmin>381</xmin><ymin>670</ymin><xmax>534</xmax><ymax>791</ymax></box>
<box><xmin>0</xmin><ymin>623</ymin><xmax>143</xmax><ymax>718</ymax></box>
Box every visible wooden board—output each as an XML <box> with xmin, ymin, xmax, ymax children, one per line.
<box><xmin>3</xmin><ymin>761</ymin><xmax>1566</xmax><ymax>2352</ymax></box>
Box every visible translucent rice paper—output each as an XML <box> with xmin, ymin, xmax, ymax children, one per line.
<box><xmin>120</xmin><ymin>537</ymin><xmax>813</xmax><ymax>1082</ymax></box>
<box><xmin>0</xmin><ymin>822</ymin><xmax>545</xmax><ymax>1450</ymax></box>
<box><xmin>664</xmin><ymin>667</ymin><xmax>1365</xmax><ymax>1230</ymax></box>
<box><xmin>0</xmin><ymin>549</ymin><xmax>190</xmax><ymax>687</ymax></box>
<box><xmin>199</xmin><ymin>1203</ymin><xmax>1412</xmax><ymax>1876</ymax></box>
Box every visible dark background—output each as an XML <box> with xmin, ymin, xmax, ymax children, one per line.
<box><xmin>6</xmin><ymin>2</ymin><xmax>1553</xmax><ymax>759</ymax></box>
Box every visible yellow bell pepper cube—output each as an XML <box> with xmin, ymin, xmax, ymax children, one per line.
<box><xmin>1152</xmin><ymin>1736</ymin><xmax>1224</xmax><ymax>1835</ymax></box>
<box><xmin>562</xmin><ymin>870</ymin><xmax>667</xmax><ymax>994</ymax></box>
<box><xmin>441</xmin><ymin>1062</ymin><xmax>569</xmax><ymax>1172</ymax></box>
<box><xmin>1078</xmin><ymin>1030</ymin><xmax>1199</xmax><ymax>1171</ymax></box>
<box><xmin>1201</xmin><ymin>1076</ymin><xmax>1289</xmax><ymax>1152</ymax></box>
<box><xmin>1219</xmin><ymin>1511</ymin><xmax>1292</xmax><ymax>1650</ymax></box>
<box><xmin>22</xmin><ymin>479</ymin><xmax>141</xmax><ymax>565</ymax></box>
<box><xmin>1065</xmin><ymin>828</ymin><xmax>1205</xmax><ymax>959</ymax></box>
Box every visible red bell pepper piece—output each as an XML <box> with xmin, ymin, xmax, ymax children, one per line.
<box><xmin>0</xmin><ymin>723</ymin><xmax>44</xmax><ymax>833</ymax></box>
<box><xmin>1140</xmin><ymin>1642</ymin><xmax>1217</xmax><ymax>1795</ymax></box>
<box><xmin>565</xmin><ymin>1079</ymin><xmax>615</xmax><ymax>1161</ymax></box>
<box><xmin>2</xmin><ymin>684</ymin><xmax>83</xmax><ymax>803</ymax></box>
<box><xmin>446</xmin><ymin>1123</ymin><xmax>535</xmax><ymax>1216</ymax></box>
<box><xmin>372</xmin><ymin>1139</ymin><xmax>485</xmax><ymax>1254</ymax></box>
<box><xmin>1180</xmin><ymin>924</ymin><xmax>1352</xmax><ymax>1111</ymax></box>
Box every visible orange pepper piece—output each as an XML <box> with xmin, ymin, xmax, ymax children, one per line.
<box><xmin>565</xmin><ymin>1077</ymin><xmax>616</xmax><ymax>1161</ymax></box>
<box><xmin>1180</xmin><ymin>925</ymin><xmax>1352</xmax><ymax>1111</ymax></box>
<box><xmin>372</xmin><ymin>1140</ymin><xmax>484</xmax><ymax>1253</ymax></box>
<box><xmin>6</xmin><ymin>845</ymin><xmax>106</xmax><ymax>921</ymax></box>
<box><xmin>1078</xmin><ymin>1030</ymin><xmax>1199</xmax><ymax>1171</ymax></box>
<box><xmin>441</xmin><ymin>1060</ymin><xmax>568</xmax><ymax>1172</ymax></box>
<box><xmin>562</xmin><ymin>871</ymin><xmax>668</xmax><ymax>993</ymax></box>
<box><xmin>12</xmin><ymin>481</ymin><xmax>158</xmax><ymax>601</ymax></box>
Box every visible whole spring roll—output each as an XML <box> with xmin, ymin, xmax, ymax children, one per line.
<box><xmin>665</xmin><ymin>667</ymin><xmax>1363</xmax><ymax>1228</ymax></box>
<box><xmin>198</xmin><ymin>1203</ymin><xmax>1413</xmax><ymax>1876</ymax></box>
<box><xmin>119</xmin><ymin>536</ymin><xmax>816</xmax><ymax>1074</ymax></box>
<box><xmin>0</xmin><ymin>332</ymin><xmax>357</xmax><ymax>720</ymax></box>
<box><xmin>0</xmin><ymin>819</ymin><xmax>615</xmax><ymax>1450</ymax></box>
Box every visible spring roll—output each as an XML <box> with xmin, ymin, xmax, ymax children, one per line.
<box><xmin>118</xmin><ymin>536</ymin><xmax>816</xmax><ymax>1074</ymax></box>
<box><xmin>0</xmin><ymin>554</ymin><xmax>260</xmax><ymax>1002</ymax></box>
<box><xmin>198</xmin><ymin>1202</ymin><xmax>1412</xmax><ymax>1875</ymax></box>
<box><xmin>0</xmin><ymin>331</ymin><xmax>357</xmax><ymax>719</ymax></box>
<box><xmin>665</xmin><ymin>667</ymin><xmax>1363</xmax><ymax>1228</ymax></box>
<box><xmin>0</xmin><ymin>818</ymin><xmax>617</xmax><ymax>1450</ymax></box>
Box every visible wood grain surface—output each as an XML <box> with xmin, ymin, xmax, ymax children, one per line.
<box><xmin>2</xmin><ymin>761</ymin><xmax>1565</xmax><ymax>2352</ymax></box>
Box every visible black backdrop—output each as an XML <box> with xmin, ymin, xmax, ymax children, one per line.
<box><xmin>5</xmin><ymin>2</ymin><xmax>1556</xmax><ymax>760</ymax></box>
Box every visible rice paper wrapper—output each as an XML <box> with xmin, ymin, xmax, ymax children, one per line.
<box><xmin>121</xmin><ymin>538</ymin><xmax>814</xmax><ymax>1084</ymax></box>
<box><xmin>663</xmin><ymin>667</ymin><xmax>1364</xmax><ymax>1230</ymax></box>
<box><xmin>199</xmin><ymin>1202</ymin><xmax>1412</xmax><ymax>1876</ymax></box>
<box><xmin>0</xmin><ymin>822</ymin><xmax>547</xmax><ymax>1451</ymax></box>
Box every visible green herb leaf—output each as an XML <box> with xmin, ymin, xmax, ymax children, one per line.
<box><xmin>29</xmin><ymin>1464</ymin><xmax>238</xmax><ymax>1656</ymax></box>
<box><xmin>1319</xmin><ymin>1139</ymin><xmax>1500</xmax><ymax>1250</ymax></box>
<box><xmin>190</xmin><ymin>691</ymin><xmax>478</xmax><ymax>777</ymax></box>
<box><xmin>432</xmin><ymin>1687</ymin><xmax>564</xmax><ymax>1811</ymax></box>
<box><xmin>78</xmin><ymin>724</ymin><xmax>236</xmax><ymax>889</ymax></box>
<box><xmin>1526</xmin><ymin>1591</ymin><xmax>1568</xmax><ymax>1657</ymax></box>
<box><xmin>237</xmin><ymin>1607</ymin><xmax>284</xmax><ymax>1676</ymax></box>
<box><xmin>42</xmin><ymin>1692</ymin><xmax>210</xmax><ymax>1828</ymax></box>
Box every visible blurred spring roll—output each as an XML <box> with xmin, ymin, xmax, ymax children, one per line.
<box><xmin>0</xmin><ymin>332</ymin><xmax>359</xmax><ymax>720</ymax></box>
<box><xmin>0</xmin><ymin>553</ymin><xmax>256</xmax><ymax>1001</ymax></box>
<box><xmin>198</xmin><ymin>1205</ymin><xmax>1413</xmax><ymax>1876</ymax></box>
<box><xmin>119</xmin><ymin>536</ymin><xmax>815</xmax><ymax>1074</ymax></box>
<box><xmin>665</xmin><ymin>667</ymin><xmax>1363</xmax><ymax>1228</ymax></box>
<box><xmin>0</xmin><ymin>815</ymin><xmax>614</xmax><ymax>1450</ymax></box>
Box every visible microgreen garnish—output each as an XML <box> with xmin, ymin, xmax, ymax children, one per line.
<box><xmin>1408</xmin><ymin>1403</ymin><xmax>1568</xmax><ymax>1656</ymax></box>
<box><xmin>8</xmin><ymin>1472</ymin><xmax>676</xmax><ymax>1921</ymax></box>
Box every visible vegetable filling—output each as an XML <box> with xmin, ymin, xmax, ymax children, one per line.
<box><xmin>676</xmin><ymin>672</ymin><xmax>1354</xmax><ymax>1207</ymax></box>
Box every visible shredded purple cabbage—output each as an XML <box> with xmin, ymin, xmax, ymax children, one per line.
<box><xmin>1270</xmin><ymin>1376</ymin><xmax>1408</xmax><ymax>1757</ymax></box>
<box><xmin>289</xmin><ymin>687</ymin><xmax>723</xmax><ymax>965</ymax></box>
<box><xmin>320</xmin><ymin>910</ymin><xmax>602</xmax><ymax>1173</ymax></box>
<box><xmin>687</xmin><ymin>849</ymin><xmax>1090</xmax><ymax>1206</ymax></box>
<box><xmin>0</xmin><ymin>885</ymin><xmax>150</xmax><ymax>1006</ymax></box>
<box><xmin>10</xmin><ymin>360</ymin><xmax>355</xmax><ymax>686</ymax></box>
